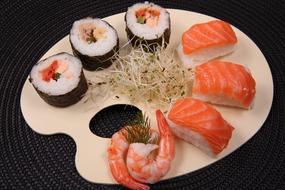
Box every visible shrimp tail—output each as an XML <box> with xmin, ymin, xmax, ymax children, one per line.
<box><xmin>156</xmin><ymin>109</ymin><xmax>175</xmax><ymax>159</ymax></box>
<box><xmin>117</xmin><ymin>174</ymin><xmax>150</xmax><ymax>190</ymax></box>
<box><xmin>156</xmin><ymin>109</ymin><xmax>172</xmax><ymax>136</ymax></box>
<box><xmin>109</xmin><ymin>162</ymin><xmax>150</xmax><ymax>190</ymax></box>
<box><xmin>107</xmin><ymin>131</ymin><xmax>150</xmax><ymax>190</ymax></box>
<box><xmin>131</xmin><ymin>183</ymin><xmax>150</xmax><ymax>190</ymax></box>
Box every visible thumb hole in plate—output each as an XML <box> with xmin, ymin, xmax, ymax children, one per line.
<box><xmin>89</xmin><ymin>104</ymin><xmax>142</xmax><ymax>138</ymax></box>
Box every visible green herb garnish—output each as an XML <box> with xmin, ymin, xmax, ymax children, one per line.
<box><xmin>122</xmin><ymin>112</ymin><xmax>156</xmax><ymax>144</ymax></box>
<box><xmin>137</xmin><ymin>16</ymin><xmax>146</xmax><ymax>24</ymax></box>
<box><xmin>86</xmin><ymin>29</ymin><xmax>97</xmax><ymax>44</ymax></box>
<box><xmin>53</xmin><ymin>72</ymin><xmax>61</xmax><ymax>81</ymax></box>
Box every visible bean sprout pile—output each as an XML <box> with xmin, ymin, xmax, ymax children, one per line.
<box><xmin>107</xmin><ymin>43</ymin><xmax>188</xmax><ymax>108</ymax></box>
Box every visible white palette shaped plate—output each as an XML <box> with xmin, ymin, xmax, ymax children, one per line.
<box><xmin>21</xmin><ymin>9</ymin><xmax>273</xmax><ymax>184</ymax></box>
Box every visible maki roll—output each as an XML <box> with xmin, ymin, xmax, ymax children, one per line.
<box><xmin>70</xmin><ymin>18</ymin><xmax>119</xmax><ymax>71</ymax></box>
<box><xmin>29</xmin><ymin>53</ymin><xmax>88</xmax><ymax>107</ymax></box>
<box><xmin>125</xmin><ymin>2</ymin><xmax>170</xmax><ymax>50</ymax></box>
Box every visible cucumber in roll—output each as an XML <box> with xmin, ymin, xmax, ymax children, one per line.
<box><xmin>70</xmin><ymin>18</ymin><xmax>119</xmax><ymax>71</ymax></box>
<box><xmin>29</xmin><ymin>53</ymin><xmax>88</xmax><ymax>107</ymax></box>
<box><xmin>125</xmin><ymin>2</ymin><xmax>171</xmax><ymax>51</ymax></box>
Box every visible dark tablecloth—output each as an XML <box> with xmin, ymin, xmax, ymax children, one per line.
<box><xmin>1</xmin><ymin>0</ymin><xmax>285</xmax><ymax>189</ymax></box>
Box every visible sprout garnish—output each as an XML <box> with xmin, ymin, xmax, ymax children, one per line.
<box><xmin>108</xmin><ymin>42</ymin><xmax>188</xmax><ymax>108</ymax></box>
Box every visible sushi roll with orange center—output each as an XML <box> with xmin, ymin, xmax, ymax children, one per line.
<box><xmin>70</xmin><ymin>18</ymin><xmax>119</xmax><ymax>71</ymax></box>
<box><xmin>29</xmin><ymin>53</ymin><xmax>88</xmax><ymax>107</ymax></box>
<box><xmin>177</xmin><ymin>20</ymin><xmax>237</xmax><ymax>68</ymax></box>
<box><xmin>125</xmin><ymin>2</ymin><xmax>170</xmax><ymax>51</ymax></box>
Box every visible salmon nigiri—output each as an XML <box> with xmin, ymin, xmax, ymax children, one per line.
<box><xmin>167</xmin><ymin>97</ymin><xmax>234</xmax><ymax>156</ymax></box>
<box><xmin>177</xmin><ymin>20</ymin><xmax>237</xmax><ymax>68</ymax></box>
<box><xmin>192</xmin><ymin>60</ymin><xmax>256</xmax><ymax>109</ymax></box>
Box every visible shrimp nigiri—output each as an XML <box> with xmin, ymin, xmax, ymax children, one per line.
<box><xmin>167</xmin><ymin>97</ymin><xmax>234</xmax><ymax>156</ymax></box>
<box><xmin>192</xmin><ymin>60</ymin><xmax>256</xmax><ymax>109</ymax></box>
<box><xmin>126</xmin><ymin>110</ymin><xmax>175</xmax><ymax>184</ymax></box>
<box><xmin>107</xmin><ymin>128</ymin><xmax>150</xmax><ymax>190</ymax></box>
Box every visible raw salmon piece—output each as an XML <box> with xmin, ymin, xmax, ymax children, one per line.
<box><xmin>167</xmin><ymin>97</ymin><xmax>234</xmax><ymax>156</ymax></box>
<box><xmin>182</xmin><ymin>20</ymin><xmax>237</xmax><ymax>55</ymax></box>
<box><xmin>41</xmin><ymin>60</ymin><xmax>59</xmax><ymax>82</ymax></box>
<box><xmin>192</xmin><ymin>60</ymin><xmax>256</xmax><ymax>109</ymax></box>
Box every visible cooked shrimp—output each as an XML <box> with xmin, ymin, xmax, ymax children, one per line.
<box><xmin>126</xmin><ymin>109</ymin><xmax>175</xmax><ymax>184</ymax></box>
<box><xmin>107</xmin><ymin>129</ymin><xmax>150</xmax><ymax>190</ymax></box>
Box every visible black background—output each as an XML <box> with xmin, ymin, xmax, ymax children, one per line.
<box><xmin>1</xmin><ymin>0</ymin><xmax>285</xmax><ymax>189</ymax></box>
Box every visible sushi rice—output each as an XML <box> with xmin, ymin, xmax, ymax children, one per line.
<box><xmin>177</xmin><ymin>43</ymin><xmax>236</xmax><ymax>69</ymax></box>
<box><xmin>166</xmin><ymin>118</ymin><xmax>214</xmax><ymax>156</ymax></box>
